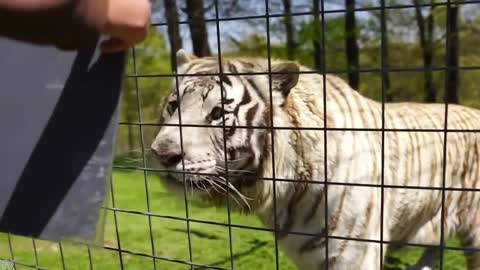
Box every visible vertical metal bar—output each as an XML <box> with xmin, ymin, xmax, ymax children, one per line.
<box><xmin>264</xmin><ymin>1</ymin><xmax>281</xmax><ymax>269</ymax></box>
<box><xmin>171</xmin><ymin>41</ymin><xmax>194</xmax><ymax>270</ymax></box>
<box><xmin>58</xmin><ymin>242</ymin><xmax>66</xmax><ymax>270</ymax></box>
<box><xmin>131</xmin><ymin>43</ymin><xmax>157</xmax><ymax>270</ymax></box>
<box><xmin>319</xmin><ymin>0</ymin><xmax>329</xmax><ymax>268</ymax></box>
<box><xmin>87</xmin><ymin>245</ymin><xmax>94</xmax><ymax>270</ymax></box>
<box><xmin>379</xmin><ymin>0</ymin><xmax>387</xmax><ymax>268</ymax></box>
<box><xmin>110</xmin><ymin>175</ymin><xmax>125</xmax><ymax>270</ymax></box>
<box><xmin>31</xmin><ymin>238</ymin><xmax>39</xmax><ymax>268</ymax></box>
<box><xmin>7</xmin><ymin>233</ymin><xmax>16</xmax><ymax>270</ymax></box>
<box><xmin>440</xmin><ymin>0</ymin><xmax>452</xmax><ymax>268</ymax></box>
<box><xmin>213</xmin><ymin>0</ymin><xmax>235</xmax><ymax>269</ymax></box>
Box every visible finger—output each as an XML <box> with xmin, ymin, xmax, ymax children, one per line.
<box><xmin>101</xmin><ymin>0</ymin><xmax>151</xmax><ymax>46</ymax></box>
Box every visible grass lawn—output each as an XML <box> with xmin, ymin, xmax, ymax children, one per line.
<box><xmin>0</xmin><ymin>170</ymin><xmax>467</xmax><ymax>270</ymax></box>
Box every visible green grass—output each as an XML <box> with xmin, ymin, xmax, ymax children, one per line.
<box><xmin>0</xmin><ymin>170</ymin><xmax>467</xmax><ymax>269</ymax></box>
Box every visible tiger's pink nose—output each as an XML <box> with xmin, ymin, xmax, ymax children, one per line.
<box><xmin>152</xmin><ymin>149</ymin><xmax>184</xmax><ymax>167</ymax></box>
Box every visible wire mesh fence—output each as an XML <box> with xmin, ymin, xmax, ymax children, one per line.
<box><xmin>2</xmin><ymin>0</ymin><xmax>480</xmax><ymax>269</ymax></box>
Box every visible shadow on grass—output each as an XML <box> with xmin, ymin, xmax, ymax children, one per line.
<box><xmin>169</xmin><ymin>228</ymin><xmax>221</xmax><ymax>240</ymax></box>
<box><xmin>194</xmin><ymin>239</ymin><xmax>269</xmax><ymax>269</ymax></box>
<box><xmin>384</xmin><ymin>255</ymin><xmax>407</xmax><ymax>270</ymax></box>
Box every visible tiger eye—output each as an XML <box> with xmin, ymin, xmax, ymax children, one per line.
<box><xmin>168</xmin><ymin>101</ymin><xmax>178</xmax><ymax>114</ymax></box>
<box><xmin>210</xmin><ymin>107</ymin><xmax>224</xmax><ymax>121</ymax></box>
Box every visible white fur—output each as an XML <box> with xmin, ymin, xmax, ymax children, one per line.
<box><xmin>151</xmin><ymin>53</ymin><xmax>480</xmax><ymax>270</ymax></box>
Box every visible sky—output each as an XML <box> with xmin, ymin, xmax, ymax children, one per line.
<box><xmin>151</xmin><ymin>0</ymin><xmax>479</xmax><ymax>54</ymax></box>
<box><xmin>151</xmin><ymin>0</ymin><xmax>351</xmax><ymax>53</ymax></box>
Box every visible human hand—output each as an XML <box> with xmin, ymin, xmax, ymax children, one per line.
<box><xmin>0</xmin><ymin>0</ymin><xmax>151</xmax><ymax>52</ymax></box>
<box><xmin>97</xmin><ymin>0</ymin><xmax>151</xmax><ymax>53</ymax></box>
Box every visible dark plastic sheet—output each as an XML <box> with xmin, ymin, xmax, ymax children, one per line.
<box><xmin>0</xmin><ymin>38</ymin><xmax>125</xmax><ymax>243</ymax></box>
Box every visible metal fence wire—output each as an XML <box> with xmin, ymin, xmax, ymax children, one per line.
<box><xmin>3</xmin><ymin>0</ymin><xmax>480</xmax><ymax>269</ymax></box>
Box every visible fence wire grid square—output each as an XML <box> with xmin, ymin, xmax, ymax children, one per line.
<box><xmin>2</xmin><ymin>0</ymin><xmax>480</xmax><ymax>269</ymax></box>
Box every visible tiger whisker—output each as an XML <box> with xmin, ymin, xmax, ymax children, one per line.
<box><xmin>201</xmin><ymin>176</ymin><xmax>245</xmax><ymax>208</ymax></box>
<box><xmin>217</xmin><ymin>181</ymin><xmax>243</xmax><ymax>208</ymax></box>
<box><xmin>193</xmin><ymin>179</ymin><xmax>202</xmax><ymax>191</ymax></box>
<box><xmin>189</xmin><ymin>176</ymin><xmax>194</xmax><ymax>196</ymax></box>
<box><xmin>226</xmin><ymin>181</ymin><xmax>252</xmax><ymax>210</ymax></box>
<box><xmin>228</xmin><ymin>191</ymin><xmax>243</xmax><ymax>208</ymax></box>
<box><xmin>216</xmin><ymin>175</ymin><xmax>253</xmax><ymax>200</ymax></box>
<box><xmin>199</xmin><ymin>178</ymin><xmax>212</xmax><ymax>198</ymax></box>
<box><xmin>216</xmin><ymin>175</ymin><xmax>252</xmax><ymax>210</ymax></box>
<box><xmin>200</xmin><ymin>175</ymin><xmax>222</xmax><ymax>193</ymax></box>
<box><xmin>206</xmin><ymin>177</ymin><xmax>227</xmax><ymax>193</ymax></box>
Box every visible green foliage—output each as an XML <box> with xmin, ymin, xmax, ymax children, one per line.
<box><xmin>106</xmin><ymin>5</ymin><xmax>480</xmax><ymax>270</ymax></box>
<box><xmin>122</xmin><ymin>27</ymin><xmax>171</xmax><ymax>121</ymax></box>
<box><xmin>227</xmin><ymin>11</ymin><xmax>480</xmax><ymax>108</ymax></box>
<box><xmin>116</xmin><ymin>27</ymin><xmax>173</xmax><ymax>157</ymax></box>
<box><xmin>226</xmin><ymin>34</ymin><xmax>268</xmax><ymax>56</ymax></box>
<box><xmin>0</xmin><ymin>171</ymin><xmax>466</xmax><ymax>270</ymax></box>
<box><xmin>0</xmin><ymin>171</ymin><xmax>297</xmax><ymax>270</ymax></box>
<box><xmin>385</xmin><ymin>241</ymin><xmax>466</xmax><ymax>270</ymax></box>
<box><xmin>8</xmin><ymin>5</ymin><xmax>473</xmax><ymax>269</ymax></box>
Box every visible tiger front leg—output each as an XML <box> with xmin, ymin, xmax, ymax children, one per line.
<box><xmin>405</xmin><ymin>247</ymin><xmax>440</xmax><ymax>270</ymax></box>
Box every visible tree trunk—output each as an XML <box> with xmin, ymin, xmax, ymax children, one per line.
<box><xmin>445</xmin><ymin>2</ymin><xmax>459</xmax><ymax>104</ymax></box>
<box><xmin>282</xmin><ymin>0</ymin><xmax>295</xmax><ymax>60</ymax></box>
<box><xmin>413</xmin><ymin>0</ymin><xmax>437</xmax><ymax>103</ymax></box>
<box><xmin>382</xmin><ymin>8</ymin><xmax>392</xmax><ymax>102</ymax></box>
<box><xmin>382</xmin><ymin>20</ymin><xmax>393</xmax><ymax>102</ymax></box>
<box><xmin>164</xmin><ymin>0</ymin><xmax>183</xmax><ymax>70</ymax></box>
<box><xmin>345</xmin><ymin>0</ymin><xmax>359</xmax><ymax>90</ymax></box>
<box><xmin>185</xmin><ymin>0</ymin><xmax>211</xmax><ymax>57</ymax></box>
<box><xmin>425</xmin><ymin>3</ymin><xmax>436</xmax><ymax>103</ymax></box>
<box><xmin>312</xmin><ymin>0</ymin><xmax>322</xmax><ymax>70</ymax></box>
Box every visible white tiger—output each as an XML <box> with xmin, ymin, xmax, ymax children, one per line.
<box><xmin>150</xmin><ymin>49</ymin><xmax>480</xmax><ymax>269</ymax></box>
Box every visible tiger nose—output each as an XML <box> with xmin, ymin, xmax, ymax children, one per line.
<box><xmin>152</xmin><ymin>149</ymin><xmax>184</xmax><ymax>167</ymax></box>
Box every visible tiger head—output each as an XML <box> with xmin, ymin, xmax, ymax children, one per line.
<box><xmin>150</xmin><ymin>49</ymin><xmax>299</xmax><ymax>209</ymax></box>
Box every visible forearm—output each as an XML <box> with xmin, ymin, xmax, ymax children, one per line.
<box><xmin>0</xmin><ymin>0</ymin><xmax>107</xmax><ymax>49</ymax></box>
<box><xmin>0</xmin><ymin>0</ymin><xmax>71</xmax><ymax>10</ymax></box>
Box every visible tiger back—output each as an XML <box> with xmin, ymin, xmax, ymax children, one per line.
<box><xmin>150</xmin><ymin>50</ymin><xmax>480</xmax><ymax>270</ymax></box>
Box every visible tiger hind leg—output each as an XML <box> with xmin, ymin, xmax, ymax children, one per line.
<box><xmin>454</xmin><ymin>206</ymin><xmax>480</xmax><ymax>270</ymax></box>
<box><xmin>459</xmin><ymin>231</ymin><xmax>480</xmax><ymax>270</ymax></box>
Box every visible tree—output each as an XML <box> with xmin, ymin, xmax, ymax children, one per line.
<box><xmin>185</xmin><ymin>0</ymin><xmax>211</xmax><ymax>57</ymax></box>
<box><xmin>363</xmin><ymin>0</ymin><xmax>393</xmax><ymax>101</ymax></box>
<box><xmin>282</xmin><ymin>0</ymin><xmax>296</xmax><ymax>60</ymax></box>
<box><xmin>413</xmin><ymin>0</ymin><xmax>437</xmax><ymax>103</ymax></box>
<box><xmin>120</xmin><ymin>28</ymin><xmax>171</xmax><ymax>157</ymax></box>
<box><xmin>164</xmin><ymin>0</ymin><xmax>183</xmax><ymax>70</ymax></box>
<box><xmin>312</xmin><ymin>0</ymin><xmax>322</xmax><ymax>70</ymax></box>
<box><xmin>382</xmin><ymin>9</ymin><xmax>392</xmax><ymax>102</ymax></box>
<box><xmin>226</xmin><ymin>34</ymin><xmax>268</xmax><ymax>56</ymax></box>
<box><xmin>445</xmin><ymin>1</ymin><xmax>460</xmax><ymax>104</ymax></box>
<box><xmin>345</xmin><ymin>0</ymin><xmax>360</xmax><ymax>90</ymax></box>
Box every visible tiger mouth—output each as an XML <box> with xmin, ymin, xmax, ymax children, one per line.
<box><xmin>164</xmin><ymin>172</ymin><xmax>224</xmax><ymax>192</ymax></box>
<box><xmin>163</xmin><ymin>171</ymin><xmax>255</xmax><ymax>209</ymax></box>
<box><xmin>163</xmin><ymin>171</ymin><xmax>254</xmax><ymax>193</ymax></box>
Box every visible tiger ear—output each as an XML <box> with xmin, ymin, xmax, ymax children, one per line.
<box><xmin>176</xmin><ymin>49</ymin><xmax>197</xmax><ymax>67</ymax></box>
<box><xmin>270</xmin><ymin>62</ymin><xmax>299</xmax><ymax>97</ymax></box>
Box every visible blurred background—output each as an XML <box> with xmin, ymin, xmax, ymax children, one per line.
<box><xmin>116</xmin><ymin>0</ymin><xmax>480</xmax><ymax>160</ymax></box>
<box><xmin>1</xmin><ymin>1</ymin><xmax>480</xmax><ymax>269</ymax></box>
